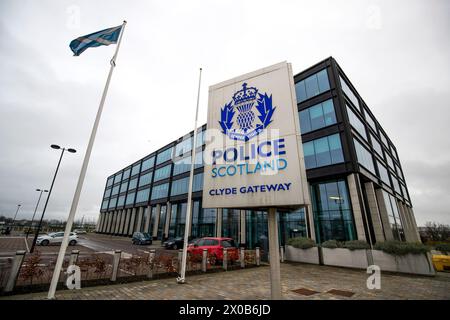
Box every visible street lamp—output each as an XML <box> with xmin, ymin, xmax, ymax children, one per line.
<box><xmin>10</xmin><ymin>204</ymin><xmax>21</xmax><ymax>230</ymax></box>
<box><xmin>26</xmin><ymin>189</ymin><xmax>49</xmax><ymax>238</ymax></box>
<box><xmin>30</xmin><ymin>144</ymin><xmax>76</xmax><ymax>253</ymax></box>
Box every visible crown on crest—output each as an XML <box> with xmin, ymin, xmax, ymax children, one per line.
<box><xmin>232</xmin><ymin>83</ymin><xmax>258</xmax><ymax>108</ymax></box>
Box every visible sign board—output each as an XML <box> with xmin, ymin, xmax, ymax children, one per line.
<box><xmin>202</xmin><ymin>62</ymin><xmax>309</xmax><ymax>208</ymax></box>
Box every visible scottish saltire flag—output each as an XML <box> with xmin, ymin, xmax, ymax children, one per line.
<box><xmin>69</xmin><ymin>25</ymin><xmax>122</xmax><ymax>56</ymax></box>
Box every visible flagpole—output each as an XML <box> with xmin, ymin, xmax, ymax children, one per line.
<box><xmin>47</xmin><ymin>20</ymin><xmax>127</xmax><ymax>299</ymax></box>
<box><xmin>177</xmin><ymin>67</ymin><xmax>202</xmax><ymax>284</ymax></box>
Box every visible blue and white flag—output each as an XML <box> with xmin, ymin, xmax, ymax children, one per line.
<box><xmin>70</xmin><ymin>25</ymin><xmax>122</xmax><ymax>56</ymax></box>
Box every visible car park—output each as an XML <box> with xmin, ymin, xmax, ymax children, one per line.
<box><xmin>73</xmin><ymin>229</ymin><xmax>87</xmax><ymax>234</ymax></box>
<box><xmin>36</xmin><ymin>232</ymin><xmax>78</xmax><ymax>246</ymax></box>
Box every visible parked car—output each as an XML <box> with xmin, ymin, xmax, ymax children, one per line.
<box><xmin>163</xmin><ymin>237</ymin><xmax>184</xmax><ymax>250</ymax></box>
<box><xmin>36</xmin><ymin>232</ymin><xmax>78</xmax><ymax>246</ymax></box>
<box><xmin>73</xmin><ymin>229</ymin><xmax>87</xmax><ymax>234</ymax></box>
<box><xmin>187</xmin><ymin>237</ymin><xmax>239</xmax><ymax>264</ymax></box>
<box><xmin>132</xmin><ymin>232</ymin><xmax>153</xmax><ymax>245</ymax></box>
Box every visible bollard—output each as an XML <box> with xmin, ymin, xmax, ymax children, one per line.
<box><xmin>280</xmin><ymin>246</ymin><xmax>285</xmax><ymax>263</ymax></box>
<box><xmin>222</xmin><ymin>248</ymin><xmax>228</xmax><ymax>271</ymax></box>
<box><xmin>256</xmin><ymin>247</ymin><xmax>260</xmax><ymax>266</ymax></box>
<box><xmin>5</xmin><ymin>250</ymin><xmax>26</xmax><ymax>292</ymax></box>
<box><xmin>69</xmin><ymin>250</ymin><xmax>80</xmax><ymax>266</ymax></box>
<box><xmin>240</xmin><ymin>247</ymin><xmax>245</xmax><ymax>268</ymax></box>
<box><xmin>202</xmin><ymin>249</ymin><xmax>207</xmax><ymax>272</ymax></box>
<box><xmin>111</xmin><ymin>250</ymin><xmax>121</xmax><ymax>282</ymax></box>
<box><xmin>147</xmin><ymin>249</ymin><xmax>156</xmax><ymax>279</ymax></box>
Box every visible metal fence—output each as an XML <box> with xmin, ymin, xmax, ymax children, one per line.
<box><xmin>0</xmin><ymin>247</ymin><xmax>265</xmax><ymax>295</ymax></box>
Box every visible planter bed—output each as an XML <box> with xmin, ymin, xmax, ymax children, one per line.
<box><xmin>285</xmin><ymin>245</ymin><xmax>320</xmax><ymax>265</ymax></box>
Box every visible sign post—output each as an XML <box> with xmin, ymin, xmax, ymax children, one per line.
<box><xmin>202</xmin><ymin>62</ymin><xmax>310</xmax><ymax>300</ymax></box>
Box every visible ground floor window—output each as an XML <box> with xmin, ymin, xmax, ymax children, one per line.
<box><xmin>157</xmin><ymin>205</ymin><xmax>167</xmax><ymax>240</ymax></box>
<box><xmin>168</xmin><ymin>202</ymin><xmax>187</xmax><ymax>239</ymax></box>
<box><xmin>191</xmin><ymin>201</ymin><xmax>216</xmax><ymax>239</ymax></box>
<box><xmin>381</xmin><ymin>190</ymin><xmax>405</xmax><ymax>241</ymax></box>
<box><xmin>222</xmin><ymin>209</ymin><xmax>240</xmax><ymax>243</ymax></box>
<box><xmin>245</xmin><ymin>210</ymin><xmax>268</xmax><ymax>249</ymax></box>
<box><xmin>311</xmin><ymin>179</ymin><xmax>356</xmax><ymax>243</ymax></box>
<box><xmin>278</xmin><ymin>208</ymin><xmax>307</xmax><ymax>246</ymax></box>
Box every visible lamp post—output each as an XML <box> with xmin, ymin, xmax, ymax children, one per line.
<box><xmin>10</xmin><ymin>204</ymin><xmax>21</xmax><ymax>231</ymax></box>
<box><xmin>26</xmin><ymin>189</ymin><xmax>49</xmax><ymax>239</ymax></box>
<box><xmin>30</xmin><ymin>145</ymin><xmax>76</xmax><ymax>253</ymax></box>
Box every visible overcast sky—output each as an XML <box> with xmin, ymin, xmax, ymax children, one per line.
<box><xmin>0</xmin><ymin>0</ymin><xmax>449</xmax><ymax>226</ymax></box>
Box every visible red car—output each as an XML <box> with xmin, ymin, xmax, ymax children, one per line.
<box><xmin>187</xmin><ymin>237</ymin><xmax>239</xmax><ymax>263</ymax></box>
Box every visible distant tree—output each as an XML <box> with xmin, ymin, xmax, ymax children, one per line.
<box><xmin>422</xmin><ymin>222</ymin><xmax>450</xmax><ymax>242</ymax></box>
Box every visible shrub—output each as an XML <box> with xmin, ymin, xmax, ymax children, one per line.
<box><xmin>342</xmin><ymin>240</ymin><xmax>370</xmax><ymax>250</ymax></box>
<box><xmin>434</xmin><ymin>243</ymin><xmax>450</xmax><ymax>254</ymax></box>
<box><xmin>374</xmin><ymin>241</ymin><xmax>430</xmax><ymax>255</ymax></box>
<box><xmin>286</xmin><ymin>237</ymin><xmax>316</xmax><ymax>249</ymax></box>
<box><xmin>321</xmin><ymin>240</ymin><xmax>340</xmax><ymax>249</ymax></box>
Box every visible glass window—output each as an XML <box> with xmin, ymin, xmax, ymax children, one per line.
<box><xmin>131</xmin><ymin>162</ymin><xmax>141</xmax><ymax>177</ymax></box>
<box><xmin>170</xmin><ymin>177</ymin><xmax>189</xmax><ymax>196</ymax></box>
<box><xmin>392</xmin><ymin>177</ymin><xmax>401</xmax><ymax>195</ymax></box>
<box><xmin>136</xmin><ymin>188</ymin><xmax>150</xmax><ymax>203</ymax></box>
<box><xmin>298</xmin><ymin>99</ymin><xmax>336</xmax><ymax>134</ymax></box>
<box><xmin>139</xmin><ymin>172</ymin><xmax>152</xmax><ymax>187</ymax></box>
<box><xmin>154</xmin><ymin>164</ymin><xmax>171</xmax><ymax>182</ymax></box>
<box><xmin>122</xmin><ymin>168</ymin><xmax>131</xmax><ymax>180</ymax></box>
<box><xmin>395</xmin><ymin>163</ymin><xmax>404</xmax><ymax>181</ymax></box>
<box><xmin>111</xmin><ymin>185</ymin><xmax>120</xmax><ymax>196</ymax></box>
<box><xmin>193</xmin><ymin>173</ymin><xmax>203</xmax><ymax>192</ymax></box>
<box><xmin>380</xmin><ymin>131</ymin><xmax>389</xmax><ymax>147</ymax></box>
<box><xmin>222</xmin><ymin>209</ymin><xmax>240</xmax><ymax>242</ymax></box>
<box><xmin>128</xmin><ymin>177</ymin><xmax>138</xmax><ymax>190</ymax></box>
<box><xmin>106</xmin><ymin>177</ymin><xmax>114</xmax><ymax>187</ymax></box>
<box><xmin>302</xmin><ymin>134</ymin><xmax>344</xmax><ymax>169</ymax></box>
<box><xmin>101</xmin><ymin>200</ymin><xmax>108</xmax><ymax>210</ymax></box>
<box><xmin>382</xmin><ymin>191</ymin><xmax>405</xmax><ymax>241</ymax></box>
<box><xmin>377</xmin><ymin>160</ymin><xmax>390</xmax><ymax>185</ymax></box>
<box><xmin>196</xmin><ymin>129</ymin><xmax>205</xmax><ymax>147</ymax></box>
<box><xmin>104</xmin><ymin>188</ymin><xmax>112</xmax><ymax>199</ymax></box>
<box><xmin>125</xmin><ymin>192</ymin><xmax>135</xmax><ymax>205</ymax></box>
<box><xmin>175</xmin><ymin>137</ymin><xmax>192</xmax><ymax>157</ymax></box>
<box><xmin>295</xmin><ymin>69</ymin><xmax>330</xmax><ymax>103</ymax></box>
<box><xmin>108</xmin><ymin>197</ymin><xmax>117</xmax><ymax>209</ymax></box>
<box><xmin>113</xmin><ymin>172</ymin><xmax>122</xmax><ymax>184</ymax></box>
<box><xmin>119</xmin><ymin>181</ymin><xmax>128</xmax><ymax>193</ymax></box>
<box><xmin>173</xmin><ymin>156</ymin><xmax>191</xmax><ymax>176</ymax></box>
<box><xmin>195</xmin><ymin>151</ymin><xmax>203</xmax><ymax>169</ymax></box>
<box><xmin>311</xmin><ymin>180</ymin><xmax>356</xmax><ymax>243</ymax></box>
<box><xmin>151</xmin><ymin>183</ymin><xmax>169</xmax><ymax>200</ymax></box>
<box><xmin>363</xmin><ymin>109</ymin><xmax>377</xmax><ymax>132</ymax></box>
<box><xmin>385</xmin><ymin>153</ymin><xmax>394</xmax><ymax>170</ymax></box>
<box><xmin>117</xmin><ymin>195</ymin><xmax>125</xmax><ymax>207</ymax></box>
<box><xmin>191</xmin><ymin>202</ymin><xmax>216</xmax><ymax>238</ymax></box>
<box><xmin>401</xmin><ymin>184</ymin><xmax>409</xmax><ymax>201</ymax></box>
<box><xmin>354</xmin><ymin>138</ymin><xmax>375</xmax><ymax>174</ymax></box>
<box><xmin>370</xmin><ymin>134</ymin><xmax>383</xmax><ymax>156</ymax></box>
<box><xmin>141</xmin><ymin>156</ymin><xmax>155</xmax><ymax>172</ymax></box>
<box><xmin>347</xmin><ymin>104</ymin><xmax>367</xmax><ymax>140</ymax></box>
<box><xmin>156</xmin><ymin>147</ymin><xmax>173</xmax><ymax>165</ymax></box>
<box><xmin>339</xmin><ymin>76</ymin><xmax>359</xmax><ymax>108</ymax></box>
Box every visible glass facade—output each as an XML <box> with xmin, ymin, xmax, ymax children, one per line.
<box><xmin>173</xmin><ymin>156</ymin><xmax>191</xmax><ymax>176</ymax></box>
<box><xmin>363</xmin><ymin>108</ymin><xmax>377</xmax><ymax>132</ymax></box>
<box><xmin>245</xmin><ymin>210</ymin><xmax>268</xmax><ymax>249</ymax></box>
<box><xmin>117</xmin><ymin>195</ymin><xmax>125</xmax><ymax>207</ymax></box>
<box><xmin>154</xmin><ymin>164</ymin><xmax>171</xmax><ymax>182</ymax></box>
<box><xmin>175</xmin><ymin>137</ymin><xmax>192</xmax><ymax>157</ymax></box>
<box><xmin>138</xmin><ymin>172</ymin><xmax>152</xmax><ymax>188</ymax></box>
<box><xmin>298</xmin><ymin>99</ymin><xmax>336</xmax><ymax>134</ymax></box>
<box><xmin>377</xmin><ymin>160</ymin><xmax>390</xmax><ymax>185</ymax></box>
<box><xmin>128</xmin><ymin>177</ymin><xmax>138</xmax><ymax>190</ymax></box>
<box><xmin>371</xmin><ymin>133</ymin><xmax>383</xmax><ymax>156</ymax></box>
<box><xmin>141</xmin><ymin>156</ymin><xmax>155</xmax><ymax>172</ymax></box>
<box><xmin>131</xmin><ymin>163</ymin><xmax>141</xmax><ymax>177</ymax></box>
<box><xmin>125</xmin><ymin>192</ymin><xmax>135</xmax><ymax>205</ymax></box>
<box><xmin>157</xmin><ymin>205</ymin><xmax>167</xmax><ymax>239</ymax></box>
<box><xmin>381</xmin><ymin>190</ymin><xmax>405</xmax><ymax>241</ymax></box>
<box><xmin>347</xmin><ymin>104</ymin><xmax>367</xmax><ymax>140</ymax></box>
<box><xmin>151</xmin><ymin>183</ymin><xmax>169</xmax><ymax>200</ymax></box>
<box><xmin>136</xmin><ymin>188</ymin><xmax>150</xmax><ymax>203</ymax></box>
<box><xmin>191</xmin><ymin>201</ymin><xmax>216</xmax><ymax>238</ymax></box>
<box><xmin>311</xmin><ymin>180</ymin><xmax>356</xmax><ymax>243</ymax></box>
<box><xmin>303</xmin><ymin>134</ymin><xmax>344</xmax><ymax>169</ymax></box>
<box><xmin>278</xmin><ymin>208</ymin><xmax>307</xmax><ymax>246</ymax></box>
<box><xmin>354</xmin><ymin>138</ymin><xmax>376</xmax><ymax>174</ymax></box>
<box><xmin>156</xmin><ymin>147</ymin><xmax>173</xmax><ymax>165</ymax></box>
<box><xmin>168</xmin><ymin>202</ymin><xmax>187</xmax><ymax>238</ymax></box>
<box><xmin>339</xmin><ymin>76</ymin><xmax>359</xmax><ymax>108</ymax></box>
<box><xmin>123</xmin><ymin>168</ymin><xmax>131</xmax><ymax>180</ymax></box>
<box><xmin>295</xmin><ymin>69</ymin><xmax>330</xmax><ymax>103</ymax></box>
<box><xmin>222</xmin><ymin>209</ymin><xmax>240</xmax><ymax>243</ymax></box>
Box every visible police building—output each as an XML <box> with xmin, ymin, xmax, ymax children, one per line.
<box><xmin>95</xmin><ymin>57</ymin><xmax>421</xmax><ymax>248</ymax></box>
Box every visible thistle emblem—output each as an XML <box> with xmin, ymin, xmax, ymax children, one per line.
<box><xmin>219</xmin><ymin>82</ymin><xmax>276</xmax><ymax>141</ymax></box>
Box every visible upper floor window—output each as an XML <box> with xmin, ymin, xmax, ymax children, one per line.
<box><xmin>125</xmin><ymin>192</ymin><xmax>135</xmax><ymax>205</ymax></box>
<box><xmin>136</xmin><ymin>188</ymin><xmax>150</xmax><ymax>203</ymax></box>
<box><xmin>370</xmin><ymin>133</ymin><xmax>383</xmax><ymax>156</ymax></box>
<box><xmin>111</xmin><ymin>185</ymin><xmax>120</xmax><ymax>196</ymax></box>
<box><xmin>131</xmin><ymin>162</ymin><xmax>141</xmax><ymax>177</ymax></box>
<box><xmin>119</xmin><ymin>181</ymin><xmax>128</xmax><ymax>194</ymax></box>
<box><xmin>117</xmin><ymin>195</ymin><xmax>125</xmax><ymax>207</ymax></box>
<box><xmin>101</xmin><ymin>200</ymin><xmax>108</xmax><ymax>210</ymax></box>
<box><xmin>196</xmin><ymin>129</ymin><xmax>205</xmax><ymax>147</ymax></box>
<box><xmin>299</xmin><ymin>99</ymin><xmax>336</xmax><ymax>134</ymax></box>
<box><xmin>141</xmin><ymin>156</ymin><xmax>155</xmax><ymax>172</ymax></box>
<box><xmin>156</xmin><ymin>147</ymin><xmax>173</xmax><ymax>165</ymax></box>
<box><xmin>339</xmin><ymin>76</ymin><xmax>359</xmax><ymax>108</ymax></box>
<box><xmin>346</xmin><ymin>104</ymin><xmax>367</xmax><ymax>140</ymax></box>
<box><xmin>113</xmin><ymin>172</ymin><xmax>122</xmax><ymax>184</ymax></box>
<box><xmin>303</xmin><ymin>133</ymin><xmax>344</xmax><ymax>169</ymax></box>
<box><xmin>173</xmin><ymin>156</ymin><xmax>191</xmax><ymax>176</ymax></box>
<box><xmin>363</xmin><ymin>109</ymin><xmax>377</xmax><ymax>132</ymax></box>
<box><xmin>122</xmin><ymin>168</ymin><xmax>131</xmax><ymax>180</ymax></box>
<box><xmin>106</xmin><ymin>177</ymin><xmax>113</xmax><ymax>187</ymax></box>
<box><xmin>354</xmin><ymin>138</ymin><xmax>375</xmax><ymax>174</ymax></box>
<box><xmin>295</xmin><ymin>69</ymin><xmax>330</xmax><ymax>103</ymax></box>
<box><xmin>139</xmin><ymin>172</ymin><xmax>152</xmax><ymax>187</ymax></box>
<box><xmin>151</xmin><ymin>183</ymin><xmax>169</xmax><ymax>200</ymax></box>
<box><xmin>175</xmin><ymin>137</ymin><xmax>192</xmax><ymax>157</ymax></box>
<box><xmin>154</xmin><ymin>164</ymin><xmax>171</xmax><ymax>182</ymax></box>
<box><xmin>377</xmin><ymin>160</ymin><xmax>390</xmax><ymax>185</ymax></box>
